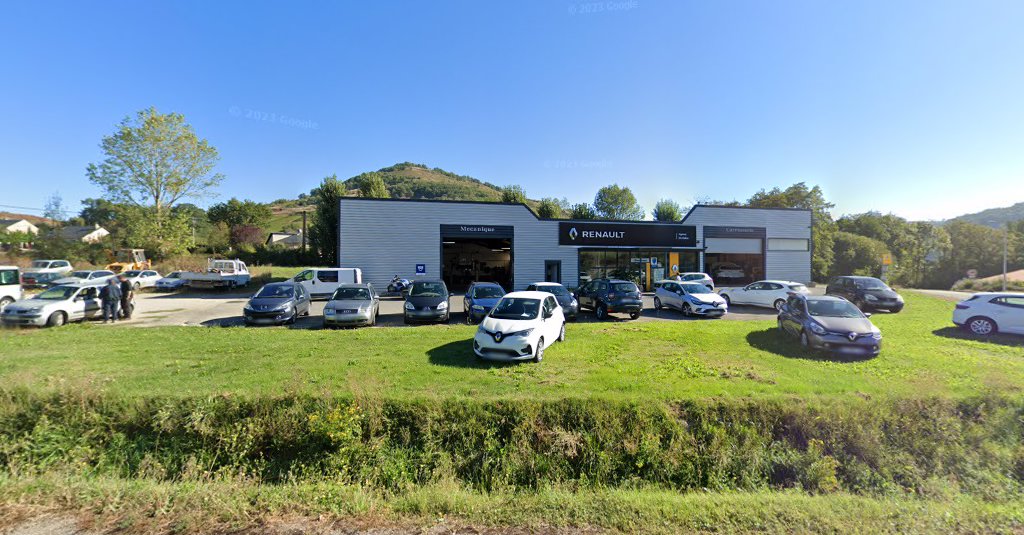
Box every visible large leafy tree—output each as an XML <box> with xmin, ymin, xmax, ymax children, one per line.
<box><xmin>500</xmin><ymin>185</ymin><xmax>528</xmax><ymax>204</ymax></box>
<box><xmin>536</xmin><ymin>198</ymin><xmax>565</xmax><ymax>219</ymax></box>
<box><xmin>309</xmin><ymin>175</ymin><xmax>345</xmax><ymax>264</ymax></box>
<box><xmin>593</xmin><ymin>184</ymin><xmax>644</xmax><ymax>220</ymax></box>
<box><xmin>208</xmin><ymin>198</ymin><xmax>272</xmax><ymax>229</ymax></box>
<box><xmin>79</xmin><ymin>198</ymin><xmax>120</xmax><ymax>227</ymax></box>
<box><xmin>745</xmin><ymin>183</ymin><xmax>836</xmax><ymax>281</ymax></box>
<box><xmin>570</xmin><ymin>203</ymin><xmax>597</xmax><ymax>220</ymax></box>
<box><xmin>830</xmin><ymin>231</ymin><xmax>890</xmax><ymax>278</ymax></box>
<box><xmin>652</xmin><ymin>199</ymin><xmax>685</xmax><ymax>222</ymax></box>
<box><xmin>354</xmin><ymin>173</ymin><xmax>390</xmax><ymax>198</ymax></box>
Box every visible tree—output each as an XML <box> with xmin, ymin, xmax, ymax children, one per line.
<box><xmin>86</xmin><ymin>107</ymin><xmax>224</xmax><ymax>253</ymax></box>
<box><xmin>501</xmin><ymin>185</ymin><xmax>528</xmax><ymax>204</ymax></box>
<box><xmin>593</xmin><ymin>184</ymin><xmax>644</xmax><ymax>220</ymax></box>
<box><xmin>114</xmin><ymin>205</ymin><xmax>193</xmax><ymax>258</ymax></box>
<box><xmin>536</xmin><ymin>198</ymin><xmax>566</xmax><ymax>219</ymax></box>
<box><xmin>931</xmin><ymin>220</ymin><xmax>1005</xmax><ymax>287</ymax></box>
<box><xmin>79</xmin><ymin>198</ymin><xmax>119</xmax><ymax>227</ymax></box>
<box><xmin>354</xmin><ymin>173</ymin><xmax>390</xmax><ymax>198</ymax></box>
<box><xmin>652</xmin><ymin>199</ymin><xmax>684</xmax><ymax>222</ymax></box>
<box><xmin>830</xmin><ymin>232</ymin><xmax>890</xmax><ymax>278</ymax></box>
<box><xmin>207</xmin><ymin>198</ymin><xmax>272</xmax><ymax>229</ymax></box>
<box><xmin>230</xmin><ymin>225</ymin><xmax>264</xmax><ymax>250</ymax></box>
<box><xmin>309</xmin><ymin>175</ymin><xmax>345</xmax><ymax>264</ymax></box>
<box><xmin>746</xmin><ymin>183</ymin><xmax>836</xmax><ymax>281</ymax></box>
<box><xmin>570</xmin><ymin>203</ymin><xmax>597</xmax><ymax>220</ymax></box>
<box><xmin>43</xmin><ymin>192</ymin><xmax>66</xmax><ymax>223</ymax></box>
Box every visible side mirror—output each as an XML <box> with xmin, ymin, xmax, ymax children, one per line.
<box><xmin>864</xmin><ymin>312</ymin><xmax>872</xmax><ymax>318</ymax></box>
<box><xmin>543</xmin><ymin>310</ymin><xmax>553</xmax><ymax>319</ymax></box>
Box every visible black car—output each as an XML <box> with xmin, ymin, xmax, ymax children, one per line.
<box><xmin>826</xmin><ymin>276</ymin><xmax>904</xmax><ymax>313</ymax></box>
<box><xmin>243</xmin><ymin>282</ymin><xmax>311</xmax><ymax>325</ymax></box>
<box><xmin>574</xmin><ymin>278</ymin><xmax>643</xmax><ymax>320</ymax></box>
<box><xmin>525</xmin><ymin>282</ymin><xmax>578</xmax><ymax>321</ymax></box>
<box><xmin>404</xmin><ymin>280</ymin><xmax>450</xmax><ymax>324</ymax></box>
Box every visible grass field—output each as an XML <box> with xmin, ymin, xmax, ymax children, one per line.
<box><xmin>2</xmin><ymin>292</ymin><xmax>1023</xmax><ymax>534</ymax></box>
<box><xmin>1</xmin><ymin>293</ymin><xmax>1022</xmax><ymax>399</ymax></box>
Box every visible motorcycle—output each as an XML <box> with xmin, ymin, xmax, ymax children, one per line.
<box><xmin>388</xmin><ymin>276</ymin><xmax>411</xmax><ymax>296</ymax></box>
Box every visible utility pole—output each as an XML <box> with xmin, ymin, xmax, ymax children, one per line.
<box><xmin>1003</xmin><ymin>223</ymin><xmax>1009</xmax><ymax>292</ymax></box>
<box><xmin>301</xmin><ymin>210</ymin><xmax>308</xmax><ymax>254</ymax></box>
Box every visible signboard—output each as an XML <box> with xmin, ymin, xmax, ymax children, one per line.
<box><xmin>440</xmin><ymin>224</ymin><xmax>514</xmax><ymax>239</ymax></box>
<box><xmin>881</xmin><ymin>253</ymin><xmax>893</xmax><ymax>266</ymax></box>
<box><xmin>415</xmin><ymin>264</ymin><xmax>426</xmax><ymax>275</ymax></box>
<box><xmin>703</xmin><ymin>226</ymin><xmax>767</xmax><ymax>239</ymax></box>
<box><xmin>650</xmin><ymin>257</ymin><xmax>658</xmax><ymax>266</ymax></box>
<box><xmin>559</xmin><ymin>222</ymin><xmax>697</xmax><ymax>247</ymax></box>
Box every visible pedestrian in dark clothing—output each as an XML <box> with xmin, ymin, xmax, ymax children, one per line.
<box><xmin>118</xmin><ymin>275</ymin><xmax>134</xmax><ymax>319</ymax></box>
<box><xmin>100</xmin><ymin>278</ymin><xmax>121</xmax><ymax>323</ymax></box>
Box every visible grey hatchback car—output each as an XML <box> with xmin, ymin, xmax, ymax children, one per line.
<box><xmin>323</xmin><ymin>283</ymin><xmax>380</xmax><ymax>328</ymax></box>
<box><xmin>777</xmin><ymin>294</ymin><xmax>882</xmax><ymax>356</ymax></box>
<box><xmin>243</xmin><ymin>282</ymin><xmax>311</xmax><ymax>325</ymax></box>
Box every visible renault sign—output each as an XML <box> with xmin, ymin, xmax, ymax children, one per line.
<box><xmin>559</xmin><ymin>222</ymin><xmax>696</xmax><ymax>247</ymax></box>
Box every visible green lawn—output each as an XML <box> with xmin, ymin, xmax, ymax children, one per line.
<box><xmin>2</xmin><ymin>292</ymin><xmax>1022</xmax><ymax>400</ymax></box>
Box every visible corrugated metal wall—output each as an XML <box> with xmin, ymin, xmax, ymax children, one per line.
<box><xmin>338</xmin><ymin>200</ymin><xmax>813</xmax><ymax>291</ymax></box>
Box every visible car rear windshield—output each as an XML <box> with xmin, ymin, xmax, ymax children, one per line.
<box><xmin>410</xmin><ymin>282</ymin><xmax>446</xmax><ymax>297</ymax></box>
<box><xmin>490</xmin><ymin>297</ymin><xmax>540</xmax><ymax>320</ymax></box>
<box><xmin>332</xmin><ymin>288</ymin><xmax>370</xmax><ymax>300</ymax></box>
<box><xmin>789</xmin><ymin>284</ymin><xmax>808</xmax><ymax>292</ymax></box>
<box><xmin>167</xmin><ymin>272</ymin><xmax>181</xmax><ymax>279</ymax></box>
<box><xmin>611</xmin><ymin>282</ymin><xmax>638</xmax><ymax>293</ymax></box>
<box><xmin>36</xmin><ymin>286</ymin><xmax>77</xmax><ymax>300</ymax></box>
<box><xmin>31</xmin><ymin>261</ymin><xmax>50</xmax><ymax>268</ymax></box>
<box><xmin>473</xmin><ymin>286</ymin><xmax>504</xmax><ymax>298</ymax></box>
<box><xmin>853</xmin><ymin>278</ymin><xmax>888</xmax><ymax>290</ymax></box>
<box><xmin>681</xmin><ymin>283</ymin><xmax>712</xmax><ymax>294</ymax></box>
<box><xmin>536</xmin><ymin>285</ymin><xmax>570</xmax><ymax>297</ymax></box>
<box><xmin>807</xmin><ymin>300</ymin><xmax>863</xmax><ymax>318</ymax></box>
<box><xmin>256</xmin><ymin>285</ymin><xmax>294</xmax><ymax>298</ymax></box>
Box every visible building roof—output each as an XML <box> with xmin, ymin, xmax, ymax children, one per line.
<box><xmin>57</xmin><ymin>225</ymin><xmax>107</xmax><ymax>241</ymax></box>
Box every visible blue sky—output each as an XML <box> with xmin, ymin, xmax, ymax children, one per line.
<box><xmin>2</xmin><ymin>0</ymin><xmax>1022</xmax><ymax>221</ymax></box>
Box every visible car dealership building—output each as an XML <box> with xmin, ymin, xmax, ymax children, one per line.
<box><xmin>338</xmin><ymin>198</ymin><xmax>812</xmax><ymax>292</ymax></box>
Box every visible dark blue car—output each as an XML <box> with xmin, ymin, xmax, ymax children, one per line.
<box><xmin>463</xmin><ymin>281</ymin><xmax>506</xmax><ymax>323</ymax></box>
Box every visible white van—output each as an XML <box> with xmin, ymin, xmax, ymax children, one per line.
<box><xmin>293</xmin><ymin>268</ymin><xmax>362</xmax><ymax>300</ymax></box>
<box><xmin>0</xmin><ymin>265</ymin><xmax>23</xmax><ymax>311</ymax></box>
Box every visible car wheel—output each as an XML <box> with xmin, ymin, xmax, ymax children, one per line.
<box><xmin>681</xmin><ymin>303</ymin><xmax>692</xmax><ymax>317</ymax></box>
<box><xmin>654</xmin><ymin>297</ymin><xmax>662</xmax><ymax>311</ymax></box>
<box><xmin>773</xmin><ymin>299</ymin><xmax>786</xmax><ymax>312</ymax></box>
<box><xmin>533</xmin><ymin>337</ymin><xmax>545</xmax><ymax>363</ymax></box>
<box><xmin>133</xmin><ymin>282</ymin><xmax>141</xmax><ymax>291</ymax></box>
<box><xmin>967</xmin><ymin>317</ymin><xmax>997</xmax><ymax>336</ymax></box>
<box><xmin>46</xmin><ymin>311</ymin><xmax>67</xmax><ymax>328</ymax></box>
<box><xmin>0</xmin><ymin>297</ymin><xmax>12</xmax><ymax>311</ymax></box>
<box><xmin>596</xmin><ymin>304</ymin><xmax>608</xmax><ymax>321</ymax></box>
<box><xmin>722</xmin><ymin>294</ymin><xmax>731</xmax><ymax>307</ymax></box>
<box><xmin>629</xmin><ymin>310</ymin><xmax>640</xmax><ymax>320</ymax></box>
<box><xmin>558</xmin><ymin>323</ymin><xmax>566</xmax><ymax>342</ymax></box>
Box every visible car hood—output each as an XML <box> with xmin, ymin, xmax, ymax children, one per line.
<box><xmin>4</xmin><ymin>299</ymin><xmax>56</xmax><ymax>312</ymax></box>
<box><xmin>480</xmin><ymin>316</ymin><xmax>535</xmax><ymax>334</ymax></box>
<box><xmin>863</xmin><ymin>288</ymin><xmax>899</xmax><ymax>299</ymax></box>
<box><xmin>469</xmin><ymin>297</ymin><xmax>501</xmax><ymax>308</ymax></box>
<box><xmin>688</xmin><ymin>293</ymin><xmax>726</xmax><ymax>305</ymax></box>
<box><xmin>814</xmin><ymin>316</ymin><xmax>878</xmax><ymax>334</ymax></box>
<box><xmin>407</xmin><ymin>295</ymin><xmax>446</xmax><ymax>307</ymax></box>
<box><xmin>247</xmin><ymin>297</ymin><xmax>294</xmax><ymax>310</ymax></box>
<box><xmin>327</xmin><ymin>299</ymin><xmax>372</xmax><ymax>310</ymax></box>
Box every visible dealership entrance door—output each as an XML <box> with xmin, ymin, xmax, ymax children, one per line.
<box><xmin>440</xmin><ymin>225</ymin><xmax>513</xmax><ymax>293</ymax></box>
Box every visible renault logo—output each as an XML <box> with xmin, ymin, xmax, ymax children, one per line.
<box><xmin>847</xmin><ymin>332</ymin><xmax>857</xmax><ymax>341</ymax></box>
<box><xmin>568</xmin><ymin>227</ymin><xmax>578</xmax><ymax>241</ymax></box>
<box><xmin>494</xmin><ymin>331</ymin><xmax>503</xmax><ymax>342</ymax></box>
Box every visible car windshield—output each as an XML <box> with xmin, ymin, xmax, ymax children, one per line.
<box><xmin>0</xmin><ymin>269</ymin><xmax>18</xmax><ymax>285</ymax></box>
<box><xmin>256</xmin><ymin>285</ymin><xmax>294</xmax><ymax>298</ymax></box>
<box><xmin>31</xmin><ymin>261</ymin><xmax>50</xmax><ymax>268</ymax></box>
<box><xmin>410</xmin><ymin>282</ymin><xmax>445</xmax><ymax>297</ymax></box>
<box><xmin>166</xmin><ymin>272</ymin><xmax>181</xmax><ymax>279</ymax></box>
<box><xmin>332</xmin><ymin>287</ymin><xmax>370</xmax><ymax>300</ymax></box>
<box><xmin>71</xmin><ymin>271</ymin><xmax>90</xmax><ymax>278</ymax></box>
<box><xmin>807</xmin><ymin>300</ymin><xmax>863</xmax><ymax>318</ymax></box>
<box><xmin>35</xmin><ymin>286</ymin><xmax>77</xmax><ymax>300</ymax></box>
<box><xmin>473</xmin><ymin>286</ymin><xmax>504</xmax><ymax>298</ymax></box>
<box><xmin>611</xmin><ymin>282</ymin><xmax>638</xmax><ymax>293</ymax></box>
<box><xmin>853</xmin><ymin>278</ymin><xmax>888</xmax><ymax>290</ymax></box>
<box><xmin>536</xmin><ymin>285</ymin><xmax>570</xmax><ymax>297</ymax></box>
<box><xmin>489</xmin><ymin>297</ymin><xmax>541</xmax><ymax>320</ymax></box>
<box><xmin>681</xmin><ymin>283</ymin><xmax>712</xmax><ymax>294</ymax></box>
<box><xmin>124</xmin><ymin>271</ymin><xmax>142</xmax><ymax>277</ymax></box>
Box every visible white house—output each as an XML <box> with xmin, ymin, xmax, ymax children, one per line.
<box><xmin>58</xmin><ymin>224</ymin><xmax>110</xmax><ymax>243</ymax></box>
<box><xmin>0</xmin><ymin>218</ymin><xmax>40</xmax><ymax>235</ymax></box>
<box><xmin>266</xmin><ymin>231</ymin><xmax>303</xmax><ymax>249</ymax></box>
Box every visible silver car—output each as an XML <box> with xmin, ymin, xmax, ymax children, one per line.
<box><xmin>323</xmin><ymin>283</ymin><xmax>380</xmax><ymax>327</ymax></box>
<box><xmin>1</xmin><ymin>282</ymin><xmax>133</xmax><ymax>327</ymax></box>
<box><xmin>778</xmin><ymin>294</ymin><xmax>882</xmax><ymax>356</ymax></box>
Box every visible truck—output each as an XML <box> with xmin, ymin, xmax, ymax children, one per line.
<box><xmin>181</xmin><ymin>259</ymin><xmax>251</xmax><ymax>290</ymax></box>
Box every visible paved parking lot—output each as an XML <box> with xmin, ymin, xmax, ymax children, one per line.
<box><xmin>126</xmin><ymin>288</ymin><xmax>793</xmax><ymax>329</ymax></box>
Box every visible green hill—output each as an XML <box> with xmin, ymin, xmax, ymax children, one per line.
<box><xmin>266</xmin><ymin>162</ymin><xmax>532</xmax><ymax>232</ymax></box>
<box><xmin>951</xmin><ymin>201</ymin><xmax>1024</xmax><ymax>228</ymax></box>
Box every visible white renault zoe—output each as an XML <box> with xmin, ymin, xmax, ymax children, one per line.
<box><xmin>473</xmin><ymin>291</ymin><xmax>566</xmax><ymax>363</ymax></box>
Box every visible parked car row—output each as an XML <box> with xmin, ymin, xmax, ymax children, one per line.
<box><xmin>0</xmin><ymin>280</ymin><xmax>136</xmax><ymax>327</ymax></box>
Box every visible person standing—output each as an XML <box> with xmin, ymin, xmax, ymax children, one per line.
<box><xmin>118</xmin><ymin>274</ymin><xmax>134</xmax><ymax>320</ymax></box>
<box><xmin>100</xmin><ymin>278</ymin><xmax>121</xmax><ymax>323</ymax></box>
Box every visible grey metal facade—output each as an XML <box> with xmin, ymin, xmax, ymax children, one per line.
<box><xmin>338</xmin><ymin>198</ymin><xmax>812</xmax><ymax>291</ymax></box>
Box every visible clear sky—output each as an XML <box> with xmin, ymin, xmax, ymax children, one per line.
<box><xmin>2</xmin><ymin>0</ymin><xmax>1022</xmax><ymax>221</ymax></box>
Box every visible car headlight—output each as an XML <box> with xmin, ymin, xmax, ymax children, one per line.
<box><xmin>896</xmin><ymin>295</ymin><xmax>904</xmax><ymax>302</ymax></box>
<box><xmin>864</xmin><ymin>294</ymin><xmax>878</xmax><ymax>302</ymax></box>
<box><xmin>437</xmin><ymin>301</ymin><xmax>448</xmax><ymax>310</ymax></box>
<box><xmin>571</xmin><ymin>298</ymin><xmax>578</xmax><ymax>307</ymax></box>
<box><xmin>324</xmin><ymin>308</ymin><xmax>335</xmax><ymax>315</ymax></box>
<box><xmin>870</xmin><ymin>331</ymin><xmax>882</xmax><ymax>340</ymax></box>
<box><xmin>509</xmin><ymin>328</ymin><xmax>534</xmax><ymax>337</ymax></box>
<box><xmin>243</xmin><ymin>304</ymin><xmax>254</xmax><ymax>312</ymax></box>
<box><xmin>808</xmin><ymin>322</ymin><xmax>826</xmax><ymax>335</ymax></box>
<box><xmin>273</xmin><ymin>302</ymin><xmax>293</xmax><ymax>311</ymax></box>
<box><xmin>471</xmin><ymin>304</ymin><xmax>484</xmax><ymax>311</ymax></box>
<box><xmin>405</xmin><ymin>301</ymin><xmax>415</xmax><ymax>310</ymax></box>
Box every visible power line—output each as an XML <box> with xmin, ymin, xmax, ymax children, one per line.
<box><xmin>0</xmin><ymin>204</ymin><xmax>75</xmax><ymax>216</ymax></box>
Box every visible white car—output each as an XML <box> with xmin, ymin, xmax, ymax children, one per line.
<box><xmin>52</xmin><ymin>270</ymin><xmax>116</xmax><ymax>286</ymax></box>
<box><xmin>1</xmin><ymin>265</ymin><xmax>22</xmax><ymax>311</ymax></box>
<box><xmin>473</xmin><ymin>291</ymin><xmax>566</xmax><ymax>363</ymax></box>
<box><xmin>952</xmin><ymin>292</ymin><xmax>1024</xmax><ymax>336</ymax></box>
<box><xmin>718</xmin><ymin>280</ymin><xmax>810</xmax><ymax>311</ymax></box>
<box><xmin>24</xmin><ymin>259</ymin><xmax>74</xmax><ymax>276</ymax></box>
<box><xmin>713</xmin><ymin>263</ymin><xmax>745</xmax><ymax>280</ymax></box>
<box><xmin>654</xmin><ymin>280</ymin><xmax>728</xmax><ymax>317</ymax></box>
<box><xmin>676</xmin><ymin>272</ymin><xmax>715</xmax><ymax>290</ymax></box>
<box><xmin>0</xmin><ymin>282</ymin><xmax>133</xmax><ymax>327</ymax></box>
<box><xmin>154</xmin><ymin>271</ymin><xmax>188</xmax><ymax>291</ymax></box>
<box><xmin>122</xmin><ymin>269</ymin><xmax>162</xmax><ymax>290</ymax></box>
